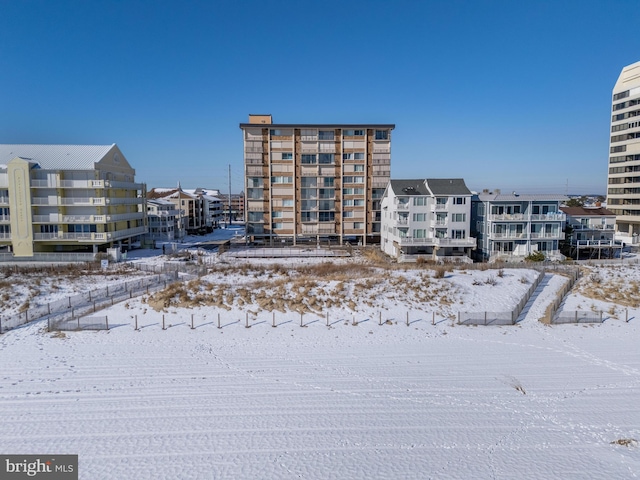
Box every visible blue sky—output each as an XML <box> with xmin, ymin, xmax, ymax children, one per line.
<box><xmin>1</xmin><ymin>0</ymin><xmax>639</xmax><ymax>195</ymax></box>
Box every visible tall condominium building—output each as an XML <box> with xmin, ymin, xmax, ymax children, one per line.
<box><xmin>607</xmin><ymin>60</ymin><xmax>640</xmax><ymax>245</ymax></box>
<box><xmin>240</xmin><ymin>115</ymin><xmax>394</xmax><ymax>245</ymax></box>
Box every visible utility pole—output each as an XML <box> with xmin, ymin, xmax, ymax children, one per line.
<box><xmin>228</xmin><ymin>164</ymin><xmax>232</xmax><ymax>226</ymax></box>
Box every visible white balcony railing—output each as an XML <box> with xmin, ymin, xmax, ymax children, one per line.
<box><xmin>397</xmin><ymin>237</ymin><xmax>476</xmax><ymax>247</ymax></box>
<box><xmin>530</xmin><ymin>232</ymin><xmax>562</xmax><ymax>239</ymax></box>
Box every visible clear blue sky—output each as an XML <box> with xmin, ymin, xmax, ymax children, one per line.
<box><xmin>2</xmin><ymin>0</ymin><xmax>639</xmax><ymax>195</ymax></box>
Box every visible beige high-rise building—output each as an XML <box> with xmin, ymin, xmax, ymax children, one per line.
<box><xmin>240</xmin><ymin>115</ymin><xmax>394</xmax><ymax>245</ymax></box>
<box><xmin>607</xmin><ymin>60</ymin><xmax>640</xmax><ymax>245</ymax></box>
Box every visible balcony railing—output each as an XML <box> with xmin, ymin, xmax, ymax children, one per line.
<box><xmin>396</xmin><ymin>203</ymin><xmax>409</xmax><ymax>210</ymax></box>
<box><xmin>0</xmin><ymin>196</ymin><xmax>9</xmax><ymax>205</ymax></box>
<box><xmin>530</xmin><ymin>232</ymin><xmax>562</xmax><ymax>239</ymax></box>
<box><xmin>488</xmin><ymin>213</ymin><xmax>566</xmax><ymax>222</ymax></box>
<box><xmin>570</xmin><ymin>223</ymin><xmax>615</xmax><ymax>230</ymax></box>
<box><xmin>33</xmin><ymin>226</ymin><xmax>146</xmax><ymax>243</ymax></box>
<box><xmin>395</xmin><ymin>218</ymin><xmax>408</xmax><ymax>225</ymax></box>
<box><xmin>530</xmin><ymin>213</ymin><xmax>565</xmax><ymax>221</ymax></box>
<box><xmin>397</xmin><ymin>236</ymin><xmax>478</xmax><ymax>247</ymax></box>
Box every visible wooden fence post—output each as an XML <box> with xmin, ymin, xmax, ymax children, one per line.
<box><xmin>246</xmin><ymin>312</ymin><xmax>250</xmax><ymax>328</ymax></box>
<box><xmin>105</xmin><ymin>316</ymin><xmax>109</xmax><ymax>330</ymax></box>
<box><xmin>326</xmin><ymin>311</ymin><xmax>329</xmax><ymax>327</ymax></box>
<box><xmin>162</xmin><ymin>314</ymin><xmax>166</xmax><ymax>330</ymax></box>
<box><xmin>191</xmin><ymin>314</ymin><xmax>194</xmax><ymax>330</ymax></box>
<box><xmin>626</xmin><ymin>309</ymin><xmax>629</xmax><ymax>323</ymax></box>
<box><xmin>300</xmin><ymin>312</ymin><xmax>303</xmax><ymax>327</ymax></box>
<box><xmin>217</xmin><ymin>313</ymin><xmax>221</xmax><ymax>329</ymax></box>
<box><xmin>135</xmin><ymin>315</ymin><xmax>138</xmax><ymax>331</ymax></box>
<box><xmin>432</xmin><ymin>312</ymin><xmax>435</xmax><ymax>325</ymax></box>
<box><xmin>406</xmin><ymin>312</ymin><xmax>409</xmax><ymax>326</ymax></box>
<box><xmin>272</xmin><ymin>312</ymin><xmax>276</xmax><ymax>328</ymax></box>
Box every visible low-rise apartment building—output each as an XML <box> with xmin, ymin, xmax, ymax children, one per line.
<box><xmin>148</xmin><ymin>186</ymin><xmax>223</xmax><ymax>235</ymax></box>
<box><xmin>147</xmin><ymin>199</ymin><xmax>181</xmax><ymax>241</ymax></box>
<box><xmin>0</xmin><ymin>144</ymin><xmax>146</xmax><ymax>258</ymax></box>
<box><xmin>471</xmin><ymin>191</ymin><xmax>567</xmax><ymax>262</ymax></box>
<box><xmin>560</xmin><ymin>206</ymin><xmax>622</xmax><ymax>259</ymax></box>
<box><xmin>380</xmin><ymin>179</ymin><xmax>475</xmax><ymax>261</ymax></box>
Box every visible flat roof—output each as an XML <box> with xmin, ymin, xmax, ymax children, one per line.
<box><xmin>239</xmin><ymin>123</ymin><xmax>395</xmax><ymax>129</ymax></box>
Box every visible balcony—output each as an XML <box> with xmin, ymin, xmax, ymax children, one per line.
<box><xmin>0</xmin><ymin>196</ymin><xmax>9</xmax><ymax>205</ymax></box>
<box><xmin>530</xmin><ymin>232</ymin><xmax>562</xmax><ymax>239</ymax></box>
<box><xmin>530</xmin><ymin>213</ymin><xmax>565</xmax><ymax>221</ymax></box>
<box><xmin>107</xmin><ymin>197</ymin><xmax>144</xmax><ymax>205</ymax></box>
<box><xmin>436</xmin><ymin>237</ymin><xmax>477</xmax><ymax>247</ymax></box>
<box><xmin>570</xmin><ymin>223</ymin><xmax>615</xmax><ymax>230</ymax></box>
<box><xmin>488</xmin><ymin>213</ymin><xmax>526</xmax><ymax>221</ymax></box>
<box><xmin>33</xmin><ymin>226</ymin><xmax>146</xmax><ymax>243</ymax></box>
<box><xmin>490</xmin><ymin>232</ymin><xmax>528</xmax><ymax>239</ymax></box>
<box><xmin>395</xmin><ymin>217</ymin><xmax>408</xmax><ymax>226</ymax></box>
<box><xmin>396</xmin><ymin>203</ymin><xmax>410</xmax><ymax>210</ymax></box>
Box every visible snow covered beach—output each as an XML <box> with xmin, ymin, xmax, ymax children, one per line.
<box><xmin>0</xmin><ymin>235</ymin><xmax>639</xmax><ymax>479</ymax></box>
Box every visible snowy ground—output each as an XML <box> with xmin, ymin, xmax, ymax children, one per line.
<box><xmin>1</xmin><ymin>230</ymin><xmax>639</xmax><ymax>479</ymax></box>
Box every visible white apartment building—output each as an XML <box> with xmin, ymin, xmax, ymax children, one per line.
<box><xmin>147</xmin><ymin>198</ymin><xmax>181</xmax><ymax>241</ymax></box>
<box><xmin>607</xmin><ymin>60</ymin><xmax>640</xmax><ymax>245</ymax></box>
<box><xmin>472</xmin><ymin>191</ymin><xmax>567</xmax><ymax>262</ymax></box>
<box><xmin>0</xmin><ymin>144</ymin><xmax>146</xmax><ymax>259</ymax></box>
<box><xmin>380</xmin><ymin>179</ymin><xmax>475</xmax><ymax>261</ymax></box>
<box><xmin>559</xmin><ymin>206</ymin><xmax>622</xmax><ymax>259</ymax></box>
<box><xmin>240</xmin><ymin>114</ymin><xmax>394</xmax><ymax>245</ymax></box>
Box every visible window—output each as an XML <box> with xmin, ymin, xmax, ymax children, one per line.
<box><xmin>452</xmin><ymin>230</ymin><xmax>466</xmax><ymax>239</ymax></box>
<box><xmin>353</xmin><ymin>222</ymin><xmax>364</xmax><ymax>229</ymax></box>
<box><xmin>412</xmin><ymin>229</ymin><xmax>426</xmax><ymax>238</ymax></box>
<box><xmin>354</xmin><ymin>199</ymin><xmax>364</xmax><ymax>206</ymax></box>
<box><xmin>354</xmin><ymin>165</ymin><xmax>364</xmax><ymax>172</ymax></box>
<box><xmin>40</xmin><ymin>225</ymin><xmax>58</xmax><ymax>233</ymax></box>
<box><xmin>301</xmin><ymin>212</ymin><xmax>317</xmax><ymax>222</ymax></box>
<box><xmin>344</xmin><ymin>199</ymin><xmax>354</xmax><ymax>207</ymax></box>
<box><xmin>319</xmin><ymin>153</ymin><xmax>334</xmax><ymax>164</ymax></box>
<box><xmin>248</xmin><ymin>212</ymin><xmax>263</xmax><ymax>222</ymax></box>
<box><xmin>68</xmin><ymin>224</ymin><xmax>96</xmax><ymax>233</ymax></box>
<box><xmin>301</xmin><ymin>177</ymin><xmax>317</xmax><ymax>187</ymax></box>
<box><xmin>413</xmin><ymin>197</ymin><xmax>426</xmax><ymax>206</ymax></box>
<box><xmin>319</xmin><ymin>212</ymin><xmax>335</xmax><ymax>222</ymax></box>
<box><xmin>344</xmin><ymin>129</ymin><xmax>364</xmax><ymax>136</ymax></box>
<box><xmin>452</xmin><ymin>213</ymin><xmax>466</xmax><ymax>222</ymax></box>
<box><xmin>322</xmin><ymin>177</ymin><xmax>334</xmax><ymax>187</ymax></box>
<box><xmin>354</xmin><ymin>152</ymin><xmax>365</xmax><ymax>160</ymax></box>
<box><xmin>302</xmin><ymin>154</ymin><xmax>317</xmax><ymax>164</ymax></box>
<box><xmin>413</xmin><ymin>213</ymin><xmax>427</xmax><ymax>222</ymax></box>
<box><xmin>281</xmin><ymin>152</ymin><xmax>292</xmax><ymax>160</ymax></box>
<box><xmin>613</xmin><ymin>90</ymin><xmax>629</xmax><ymax>101</ymax></box>
<box><xmin>375</xmin><ymin>130</ymin><xmax>388</xmax><ymax>140</ymax></box>
<box><xmin>270</xmin><ymin>129</ymin><xmax>282</xmax><ymax>136</ymax></box>
<box><xmin>272</xmin><ymin>222</ymin><xmax>284</xmax><ymax>230</ymax></box>
<box><xmin>318</xmin><ymin>130</ymin><xmax>334</xmax><ymax>140</ymax></box>
<box><xmin>454</xmin><ymin>197</ymin><xmax>466</xmax><ymax>205</ymax></box>
<box><xmin>271</xmin><ymin>176</ymin><xmax>293</xmax><ymax>184</ymax></box>
<box><xmin>318</xmin><ymin>188</ymin><xmax>334</xmax><ymax>199</ymax></box>
<box><xmin>436</xmin><ymin>197</ymin><xmax>447</xmax><ymax>205</ymax></box>
<box><xmin>282</xmin><ymin>199</ymin><xmax>293</xmax><ymax>207</ymax></box>
<box><xmin>343</xmin><ymin>211</ymin><xmax>354</xmax><ymax>218</ymax></box>
<box><xmin>272</xmin><ymin>211</ymin><xmax>283</xmax><ymax>218</ymax></box>
<box><xmin>343</xmin><ymin>153</ymin><xmax>353</xmax><ymax>160</ymax></box>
